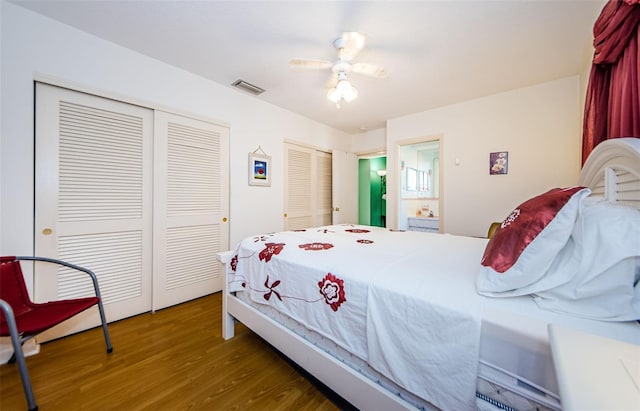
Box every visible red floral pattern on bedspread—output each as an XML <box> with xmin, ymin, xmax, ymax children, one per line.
<box><xmin>259</xmin><ymin>243</ymin><xmax>285</xmax><ymax>262</ymax></box>
<box><xmin>230</xmin><ymin>231</ymin><xmax>351</xmax><ymax>313</ymax></box>
<box><xmin>230</xmin><ymin>255</ymin><xmax>238</xmax><ymax>272</ymax></box>
<box><xmin>318</xmin><ymin>273</ymin><xmax>347</xmax><ymax>312</ymax></box>
<box><xmin>345</xmin><ymin>228</ymin><xmax>370</xmax><ymax>233</ymax></box>
<box><xmin>299</xmin><ymin>242</ymin><xmax>334</xmax><ymax>251</ymax></box>
<box><xmin>263</xmin><ymin>276</ymin><xmax>282</xmax><ymax>301</ymax></box>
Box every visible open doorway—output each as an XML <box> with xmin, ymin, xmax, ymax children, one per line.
<box><xmin>397</xmin><ymin>137</ymin><xmax>441</xmax><ymax>232</ymax></box>
<box><xmin>358</xmin><ymin>156</ymin><xmax>387</xmax><ymax>227</ymax></box>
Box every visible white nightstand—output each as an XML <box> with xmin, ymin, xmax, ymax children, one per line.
<box><xmin>548</xmin><ymin>324</ymin><xmax>640</xmax><ymax>411</ymax></box>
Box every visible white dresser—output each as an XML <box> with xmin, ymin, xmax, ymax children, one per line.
<box><xmin>407</xmin><ymin>217</ymin><xmax>439</xmax><ymax>233</ymax></box>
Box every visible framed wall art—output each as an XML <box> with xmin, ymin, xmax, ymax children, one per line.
<box><xmin>249</xmin><ymin>147</ymin><xmax>271</xmax><ymax>186</ymax></box>
<box><xmin>489</xmin><ymin>151</ymin><xmax>508</xmax><ymax>175</ymax></box>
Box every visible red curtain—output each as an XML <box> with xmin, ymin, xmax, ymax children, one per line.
<box><xmin>582</xmin><ymin>0</ymin><xmax>640</xmax><ymax>164</ymax></box>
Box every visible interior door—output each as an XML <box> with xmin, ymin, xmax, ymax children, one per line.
<box><xmin>332</xmin><ymin>150</ymin><xmax>358</xmax><ymax>224</ymax></box>
<box><xmin>284</xmin><ymin>143</ymin><xmax>314</xmax><ymax>230</ymax></box>
<box><xmin>316</xmin><ymin>150</ymin><xmax>333</xmax><ymax>226</ymax></box>
<box><xmin>35</xmin><ymin>83</ymin><xmax>153</xmax><ymax>340</ymax></box>
<box><xmin>152</xmin><ymin>111</ymin><xmax>229</xmax><ymax>310</ymax></box>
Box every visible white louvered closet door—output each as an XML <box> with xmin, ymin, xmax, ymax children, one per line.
<box><xmin>284</xmin><ymin>143</ymin><xmax>332</xmax><ymax>230</ymax></box>
<box><xmin>153</xmin><ymin>111</ymin><xmax>228</xmax><ymax>311</ymax></box>
<box><xmin>35</xmin><ymin>83</ymin><xmax>153</xmax><ymax>340</ymax></box>
<box><xmin>284</xmin><ymin>144</ymin><xmax>313</xmax><ymax>230</ymax></box>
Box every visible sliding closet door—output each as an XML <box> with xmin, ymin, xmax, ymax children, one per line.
<box><xmin>152</xmin><ymin>111</ymin><xmax>228</xmax><ymax>311</ymax></box>
<box><xmin>35</xmin><ymin>83</ymin><xmax>153</xmax><ymax>339</ymax></box>
<box><xmin>284</xmin><ymin>144</ymin><xmax>313</xmax><ymax>230</ymax></box>
<box><xmin>284</xmin><ymin>142</ymin><xmax>332</xmax><ymax>230</ymax></box>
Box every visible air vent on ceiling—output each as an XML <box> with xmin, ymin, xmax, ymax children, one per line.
<box><xmin>231</xmin><ymin>79</ymin><xmax>265</xmax><ymax>95</ymax></box>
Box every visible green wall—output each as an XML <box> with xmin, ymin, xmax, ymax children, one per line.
<box><xmin>358</xmin><ymin>157</ymin><xmax>387</xmax><ymax>227</ymax></box>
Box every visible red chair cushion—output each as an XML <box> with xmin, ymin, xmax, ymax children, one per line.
<box><xmin>0</xmin><ymin>257</ymin><xmax>100</xmax><ymax>337</ymax></box>
<box><xmin>0</xmin><ymin>297</ymin><xmax>99</xmax><ymax>336</ymax></box>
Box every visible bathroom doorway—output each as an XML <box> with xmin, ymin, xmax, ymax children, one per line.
<box><xmin>396</xmin><ymin>137</ymin><xmax>442</xmax><ymax>231</ymax></box>
<box><xmin>358</xmin><ymin>156</ymin><xmax>387</xmax><ymax>227</ymax></box>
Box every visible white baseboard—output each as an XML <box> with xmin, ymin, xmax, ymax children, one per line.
<box><xmin>0</xmin><ymin>338</ymin><xmax>40</xmax><ymax>364</ymax></box>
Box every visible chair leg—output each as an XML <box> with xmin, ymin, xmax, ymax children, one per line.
<box><xmin>96</xmin><ymin>299</ymin><xmax>113</xmax><ymax>354</ymax></box>
<box><xmin>0</xmin><ymin>301</ymin><xmax>38</xmax><ymax>411</ymax></box>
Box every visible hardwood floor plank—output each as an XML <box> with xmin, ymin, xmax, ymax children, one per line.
<box><xmin>0</xmin><ymin>292</ymin><xmax>343</xmax><ymax>410</ymax></box>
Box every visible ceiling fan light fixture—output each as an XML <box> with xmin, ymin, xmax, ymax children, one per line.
<box><xmin>327</xmin><ymin>72</ymin><xmax>358</xmax><ymax>108</ymax></box>
<box><xmin>290</xmin><ymin>31</ymin><xmax>386</xmax><ymax>108</ymax></box>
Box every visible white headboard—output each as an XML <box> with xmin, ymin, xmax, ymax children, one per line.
<box><xmin>578</xmin><ymin>137</ymin><xmax>640</xmax><ymax>210</ymax></box>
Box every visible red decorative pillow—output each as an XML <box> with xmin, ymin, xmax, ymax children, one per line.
<box><xmin>477</xmin><ymin>187</ymin><xmax>590</xmax><ymax>294</ymax></box>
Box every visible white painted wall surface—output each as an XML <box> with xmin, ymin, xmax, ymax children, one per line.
<box><xmin>0</xmin><ymin>1</ymin><xmax>352</xmax><ymax>272</ymax></box>
<box><xmin>352</xmin><ymin>127</ymin><xmax>386</xmax><ymax>155</ymax></box>
<box><xmin>387</xmin><ymin>76</ymin><xmax>583</xmax><ymax>237</ymax></box>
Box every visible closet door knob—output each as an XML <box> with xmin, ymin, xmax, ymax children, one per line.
<box><xmin>42</xmin><ymin>228</ymin><xmax>53</xmax><ymax>235</ymax></box>
<box><xmin>222</xmin><ymin>217</ymin><xmax>228</xmax><ymax>222</ymax></box>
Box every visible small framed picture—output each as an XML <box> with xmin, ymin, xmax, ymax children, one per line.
<box><xmin>489</xmin><ymin>151</ymin><xmax>508</xmax><ymax>175</ymax></box>
<box><xmin>249</xmin><ymin>152</ymin><xmax>271</xmax><ymax>186</ymax></box>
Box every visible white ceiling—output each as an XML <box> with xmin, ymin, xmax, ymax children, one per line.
<box><xmin>12</xmin><ymin>0</ymin><xmax>604</xmax><ymax>134</ymax></box>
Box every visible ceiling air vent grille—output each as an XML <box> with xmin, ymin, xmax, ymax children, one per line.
<box><xmin>231</xmin><ymin>79</ymin><xmax>265</xmax><ymax>95</ymax></box>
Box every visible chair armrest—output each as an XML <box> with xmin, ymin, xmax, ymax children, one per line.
<box><xmin>15</xmin><ymin>256</ymin><xmax>104</xmax><ymax>300</ymax></box>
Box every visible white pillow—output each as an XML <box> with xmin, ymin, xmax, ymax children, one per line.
<box><xmin>534</xmin><ymin>200</ymin><xmax>640</xmax><ymax>321</ymax></box>
<box><xmin>477</xmin><ymin>187</ymin><xmax>591</xmax><ymax>295</ymax></box>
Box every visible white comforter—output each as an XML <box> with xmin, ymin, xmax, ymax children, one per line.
<box><xmin>227</xmin><ymin>224</ymin><xmax>489</xmax><ymax>411</ymax></box>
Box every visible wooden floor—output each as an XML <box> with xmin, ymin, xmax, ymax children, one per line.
<box><xmin>0</xmin><ymin>292</ymin><xmax>343</xmax><ymax>410</ymax></box>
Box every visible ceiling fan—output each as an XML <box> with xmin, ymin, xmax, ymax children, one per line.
<box><xmin>290</xmin><ymin>32</ymin><xmax>389</xmax><ymax>108</ymax></box>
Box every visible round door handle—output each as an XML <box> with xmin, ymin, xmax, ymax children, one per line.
<box><xmin>222</xmin><ymin>217</ymin><xmax>228</xmax><ymax>222</ymax></box>
<box><xmin>42</xmin><ymin>228</ymin><xmax>53</xmax><ymax>235</ymax></box>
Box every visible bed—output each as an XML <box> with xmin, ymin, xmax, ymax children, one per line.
<box><xmin>217</xmin><ymin>137</ymin><xmax>640</xmax><ymax>411</ymax></box>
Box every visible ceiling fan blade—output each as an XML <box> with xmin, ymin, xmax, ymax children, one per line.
<box><xmin>336</xmin><ymin>32</ymin><xmax>367</xmax><ymax>61</ymax></box>
<box><xmin>352</xmin><ymin>62</ymin><xmax>389</xmax><ymax>79</ymax></box>
<box><xmin>289</xmin><ymin>58</ymin><xmax>333</xmax><ymax>70</ymax></box>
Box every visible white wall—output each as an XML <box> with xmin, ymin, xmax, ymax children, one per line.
<box><xmin>387</xmin><ymin>76</ymin><xmax>583</xmax><ymax>237</ymax></box>
<box><xmin>352</xmin><ymin>127</ymin><xmax>386</xmax><ymax>154</ymax></box>
<box><xmin>0</xmin><ymin>1</ymin><xmax>352</xmax><ymax>263</ymax></box>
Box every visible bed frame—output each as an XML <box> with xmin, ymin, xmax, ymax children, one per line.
<box><xmin>218</xmin><ymin>137</ymin><xmax>640</xmax><ymax>410</ymax></box>
<box><xmin>578</xmin><ymin>137</ymin><xmax>640</xmax><ymax>208</ymax></box>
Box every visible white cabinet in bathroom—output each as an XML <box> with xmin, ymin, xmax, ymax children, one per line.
<box><xmin>407</xmin><ymin>217</ymin><xmax>439</xmax><ymax>233</ymax></box>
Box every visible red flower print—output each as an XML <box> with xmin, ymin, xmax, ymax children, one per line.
<box><xmin>259</xmin><ymin>243</ymin><xmax>285</xmax><ymax>262</ymax></box>
<box><xmin>263</xmin><ymin>276</ymin><xmax>282</xmax><ymax>301</ymax></box>
<box><xmin>299</xmin><ymin>242</ymin><xmax>334</xmax><ymax>251</ymax></box>
<box><xmin>318</xmin><ymin>273</ymin><xmax>346</xmax><ymax>312</ymax></box>
<box><xmin>230</xmin><ymin>255</ymin><xmax>238</xmax><ymax>271</ymax></box>
<box><xmin>357</xmin><ymin>239</ymin><xmax>373</xmax><ymax>244</ymax></box>
<box><xmin>346</xmin><ymin>229</ymin><xmax>370</xmax><ymax>234</ymax></box>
